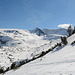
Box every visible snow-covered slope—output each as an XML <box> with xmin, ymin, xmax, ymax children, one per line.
<box><xmin>0</xmin><ymin>28</ymin><xmax>68</xmax><ymax>74</ymax></box>
<box><xmin>4</xmin><ymin>34</ymin><xmax>75</xmax><ymax>75</ymax></box>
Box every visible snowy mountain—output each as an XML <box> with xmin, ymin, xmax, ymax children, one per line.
<box><xmin>0</xmin><ymin>28</ymin><xmax>72</xmax><ymax>75</ymax></box>
<box><xmin>43</xmin><ymin>28</ymin><xmax>67</xmax><ymax>40</ymax></box>
<box><xmin>0</xmin><ymin>29</ymin><xmax>49</xmax><ymax>68</ymax></box>
<box><xmin>30</xmin><ymin>28</ymin><xmax>67</xmax><ymax>40</ymax></box>
<box><xmin>43</xmin><ymin>28</ymin><xmax>67</xmax><ymax>35</ymax></box>
<box><xmin>30</xmin><ymin>27</ymin><xmax>46</xmax><ymax>36</ymax></box>
<box><xmin>4</xmin><ymin>32</ymin><xmax>75</xmax><ymax>75</ymax></box>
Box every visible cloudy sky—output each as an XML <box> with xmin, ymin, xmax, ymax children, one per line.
<box><xmin>0</xmin><ymin>0</ymin><xmax>75</xmax><ymax>29</ymax></box>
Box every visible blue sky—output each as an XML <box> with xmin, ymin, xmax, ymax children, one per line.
<box><xmin>0</xmin><ymin>0</ymin><xmax>75</xmax><ymax>29</ymax></box>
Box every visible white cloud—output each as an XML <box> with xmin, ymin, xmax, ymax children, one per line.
<box><xmin>58</xmin><ymin>24</ymin><xmax>71</xmax><ymax>29</ymax></box>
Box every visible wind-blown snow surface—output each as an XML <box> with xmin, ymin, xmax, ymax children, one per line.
<box><xmin>4</xmin><ymin>34</ymin><xmax>75</xmax><ymax>75</ymax></box>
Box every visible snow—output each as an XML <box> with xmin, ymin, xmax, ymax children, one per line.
<box><xmin>0</xmin><ymin>28</ymin><xmax>75</xmax><ymax>75</ymax></box>
<box><xmin>3</xmin><ymin>33</ymin><xmax>75</xmax><ymax>75</ymax></box>
<box><xmin>4</xmin><ymin>44</ymin><xmax>75</xmax><ymax>75</ymax></box>
<box><xmin>0</xmin><ymin>29</ymin><xmax>50</xmax><ymax>68</ymax></box>
<box><xmin>0</xmin><ymin>28</ymin><xmax>66</xmax><ymax>68</ymax></box>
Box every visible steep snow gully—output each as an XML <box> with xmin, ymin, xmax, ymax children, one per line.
<box><xmin>0</xmin><ymin>28</ymin><xmax>75</xmax><ymax>75</ymax></box>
